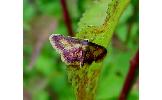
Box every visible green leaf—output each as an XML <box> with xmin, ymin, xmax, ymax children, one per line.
<box><xmin>23</xmin><ymin>0</ymin><xmax>36</xmax><ymax>21</ymax></box>
<box><xmin>35</xmin><ymin>55</ymin><xmax>55</xmax><ymax>76</ymax></box>
<box><xmin>77</xmin><ymin>0</ymin><xmax>130</xmax><ymax>47</ymax></box>
<box><xmin>118</xmin><ymin>4</ymin><xmax>133</xmax><ymax>24</ymax></box>
<box><xmin>33</xmin><ymin>90</ymin><xmax>49</xmax><ymax>100</ymax></box>
<box><xmin>78</xmin><ymin>0</ymin><xmax>109</xmax><ymax>28</ymax></box>
<box><xmin>131</xmin><ymin>22</ymin><xmax>139</xmax><ymax>38</ymax></box>
<box><xmin>36</xmin><ymin>0</ymin><xmax>61</xmax><ymax>17</ymax></box>
<box><xmin>116</xmin><ymin>23</ymin><xmax>128</xmax><ymax>42</ymax></box>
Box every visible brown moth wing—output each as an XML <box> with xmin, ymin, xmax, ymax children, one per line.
<box><xmin>84</xmin><ymin>42</ymin><xmax>107</xmax><ymax>64</ymax></box>
<box><xmin>49</xmin><ymin>34</ymin><xmax>87</xmax><ymax>66</ymax></box>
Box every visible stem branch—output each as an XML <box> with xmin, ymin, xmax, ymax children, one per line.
<box><xmin>60</xmin><ymin>0</ymin><xmax>74</xmax><ymax>36</ymax></box>
<box><xmin>119</xmin><ymin>49</ymin><xmax>139</xmax><ymax>100</ymax></box>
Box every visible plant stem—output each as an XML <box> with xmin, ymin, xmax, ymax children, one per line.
<box><xmin>119</xmin><ymin>49</ymin><xmax>139</xmax><ymax>100</ymax></box>
<box><xmin>60</xmin><ymin>0</ymin><xmax>74</xmax><ymax>36</ymax></box>
<box><xmin>67</xmin><ymin>65</ymin><xmax>100</xmax><ymax>100</ymax></box>
<box><xmin>66</xmin><ymin>0</ymin><xmax>130</xmax><ymax>99</ymax></box>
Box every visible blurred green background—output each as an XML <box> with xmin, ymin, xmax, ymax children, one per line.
<box><xmin>23</xmin><ymin>0</ymin><xmax>139</xmax><ymax>100</ymax></box>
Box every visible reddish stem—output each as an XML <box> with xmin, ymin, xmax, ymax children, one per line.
<box><xmin>60</xmin><ymin>0</ymin><xmax>74</xmax><ymax>36</ymax></box>
<box><xmin>119</xmin><ymin>49</ymin><xmax>139</xmax><ymax>100</ymax></box>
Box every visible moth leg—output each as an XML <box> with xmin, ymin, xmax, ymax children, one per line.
<box><xmin>80</xmin><ymin>56</ymin><xmax>84</xmax><ymax>68</ymax></box>
<box><xmin>79</xmin><ymin>49</ymin><xmax>86</xmax><ymax>67</ymax></box>
<box><xmin>79</xmin><ymin>62</ymin><xmax>82</xmax><ymax>68</ymax></box>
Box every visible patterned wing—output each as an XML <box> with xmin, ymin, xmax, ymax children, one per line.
<box><xmin>83</xmin><ymin>42</ymin><xmax>107</xmax><ymax>64</ymax></box>
<box><xmin>49</xmin><ymin>34</ymin><xmax>107</xmax><ymax>66</ymax></box>
<box><xmin>49</xmin><ymin>34</ymin><xmax>86</xmax><ymax>66</ymax></box>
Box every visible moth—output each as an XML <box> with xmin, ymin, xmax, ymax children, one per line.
<box><xmin>49</xmin><ymin>34</ymin><xmax>107</xmax><ymax>66</ymax></box>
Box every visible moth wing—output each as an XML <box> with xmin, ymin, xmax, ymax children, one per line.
<box><xmin>60</xmin><ymin>53</ymin><xmax>81</xmax><ymax>66</ymax></box>
<box><xmin>49</xmin><ymin>34</ymin><xmax>84</xmax><ymax>66</ymax></box>
<box><xmin>60</xmin><ymin>49</ymin><xmax>82</xmax><ymax>66</ymax></box>
<box><xmin>87</xmin><ymin>43</ymin><xmax>107</xmax><ymax>62</ymax></box>
<box><xmin>49</xmin><ymin>34</ymin><xmax>71</xmax><ymax>53</ymax></box>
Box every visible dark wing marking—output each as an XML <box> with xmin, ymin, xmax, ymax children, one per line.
<box><xmin>83</xmin><ymin>42</ymin><xmax>107</xmax><ymax>65</ymax></box>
